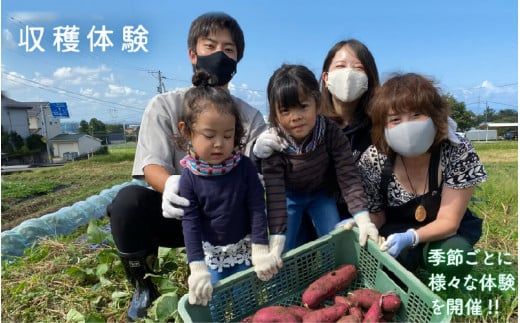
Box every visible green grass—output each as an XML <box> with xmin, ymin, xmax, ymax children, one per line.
<box><xmin>418</xmin><ymin>140</ymin><xmax>518</xmax><ymax>322</ymax></box>
<box><xmin>1</xmin><ymin>143</ymin><xmax>135</xmax><ymax>230</ymax></box>
<box><xmin>1</xmin><ymin>141</ymin><xmax>517</xmax><ymax>322</ymax></box>
<box><xmin>1</xmin><ymin>179</ymin><xmax>61</xmax><ymax>199</ymax></box>
<box><xmin>1</xmin><ymin>220</ymin><xmax>189</xmax><ymax>322</ymax></box>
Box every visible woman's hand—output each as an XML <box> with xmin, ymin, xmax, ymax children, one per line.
<box><xmin>380</xmin><ymin>229</ymin><xmax>417</xmax><ymax>257</ymax></box>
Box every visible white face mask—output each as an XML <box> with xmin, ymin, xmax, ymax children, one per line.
<box><xmin>326</xmin><ymin>68</ymin><xmax>368</xmax><ymax>103</ymax></box>
<box><xmin>384</xmin><ymin>118</ymin><xmax>436</xmax><ymax>157</ymax></box>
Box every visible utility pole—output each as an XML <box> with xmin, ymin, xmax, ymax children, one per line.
<box><xmin>122</xmin><ymin>121</ymin><xmax>127</xmax><ymax>144</ymax></box>
<box><xmin>149</xmin><ymin>70</ymin><xmax>166</xmax><ymax>93</ymax></box>
<box><xmin>40</xmin><ymin>103</ymin><xmax>52</xmax><ymax>164</ymax></box>
<box><xmin>485</xmin><ymin>101</ymin><xmax>489</xmax><ymax>142</ymax></box>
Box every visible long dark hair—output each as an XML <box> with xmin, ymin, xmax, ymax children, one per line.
<box><xmin>319</xmin><ymin>39</ymin><xmax>379</xmax><ymax>125</ymax></box>
<box><xmin>175</xmin><ymin>70</ymin><xmax>245</xmax><ymax>151</ymax></box>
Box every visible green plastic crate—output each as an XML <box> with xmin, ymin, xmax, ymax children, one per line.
<box><xmin>178</xmin><ymin>228</ymin><xmax>451</xmax><ymax>322</ymax></box>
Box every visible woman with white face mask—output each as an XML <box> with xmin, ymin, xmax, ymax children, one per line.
<box><xmin>357</xmin><ymin>73</ymin><xmax>486</xmax><ymax>277</ymax></box>
<box><xmin>252</xmin><ymin>39</ymin><xmax>380</xmax><ymax>247</ymax></box>
<box><xmin>254</xmin><ymin>39</ymin><xmax>379</xmax><ymax>163</ymax></box>
<box><xmin>319</xmin><ymin>39</ymin><xmax>379</xmax><ymax>162</ymax></box>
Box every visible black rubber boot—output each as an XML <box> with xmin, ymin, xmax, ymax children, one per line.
<box><xmin>119</xmin><ymin>249</ymin><xmax>160</xmax><ymax>321</ymax></box>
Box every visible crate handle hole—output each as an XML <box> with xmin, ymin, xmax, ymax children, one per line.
<box><xmin>380</xmin><ymin>264</ymin><xmax>408</xmax><ymax>293</ymax></box>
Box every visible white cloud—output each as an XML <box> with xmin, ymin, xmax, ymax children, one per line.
<box><xmin>9</xmin><ymin>11</ymin><xmax>58</xmax><ymax>23</ymax></box>
<box><xmin>2</xmin><ymin>29</ymin><xmax>16</xmax><ymax>49</ymax></box>
<box><xmin>102</xmin><ymin>73</ymin><xmax>115</xmax><ymax>82</ymax></box>
<box><xmin>451</xmin><ymin>80</ymin><xmax>518</xmax><ymax>113</ymax></box>
<box><xmin>33</xmin><ymin>77</ymin><xmax>54</xmax><ymax>86</ymax></box>
<box><xmin>53</xmin><ymin>67</ymin><xmax>73</xmax><ymax>79</ymax></box>
<box><xmin>70</xmin><ymin>77</ymin><xmax>83</xmax><ymax>85</ymax></box>
<box><xmin>80</xmin><ymin>87</ymin><xmax>100</xmax><ymax>98</ymax></box>
<box><xmin>481</xmin><ymin>80</ymin><xmax>495</xmax><ymax>90</ymax></box>
<box><xmin>53</xmin><ymin>65</ymin><xmax>110</xmax><ymax>80</ymax></box>
<box><xmin>105</xmin><ymin>84</ymin><xmax>146</xmax><ymax>97</ymax></box>
<box><xmin>2</xmin><ymin>71</ymin><xmax>26</xmax><ymax>89</ymax></box>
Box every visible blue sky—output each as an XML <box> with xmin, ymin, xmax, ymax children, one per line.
<box><xmin>1</xmin><ymin>0</ymin><xmax>518</xmax><ymax>124</ymax></box>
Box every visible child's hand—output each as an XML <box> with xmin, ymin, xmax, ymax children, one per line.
<box><xmin>162</xmin><ymin>175</ymin><xmax>190</xmax><ymax>219</ymax></box>
<box><xmin>253</xmin><ymin>128</ymin><xmax>288</xmax><ymax>159</ymax></box>
<box><xmin>335</xmin><ymin>218</ymin><xmax>356</xmax><ymax>230</ymax></box>
<box><xmin>268</xmin><ymin>234</ymin><xmax>285</xmax><ymax>268</ymax></box>
<box><xmin>188</xmin><ymin>261</ymin><xmax>213</xmax><ymax>306</ymax></box>
<box><xmin>251</xmin><ymin>244</ymin><xmax>280</xmax><ymax>281</ymax></box>
<box><xmin>352</xmin><ymin>211</ymin><xmax>380</xmax><ymax>247</ymax></box>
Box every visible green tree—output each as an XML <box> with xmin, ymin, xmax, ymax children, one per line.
<box><xmin>9</xmin><ymin>131</ymin><xmax>24</xmax><ymax>151</ymax></box>
<box><xmin>89</xmin><ymin>118</ymin><xmax>106</xmax><ymax>135</ymax></box>
<box><xmin>476</xmin><ymin>106</ymin><xmax>497</xmax><ymax>125</ymax></box>
<box><xmin>106</xmin><ymin>123</ymin><xmax>124</xmax><ymax>133</ymax></box>
<box><xmin>495</xmin><ymin>108</ymin><xmax>517</xmax><ymax>123</ymax></box>
<box><xmin>79</xmin><ymin>120</ymin><xmax>90</xmax><ymax>133</ymax></box>
<box><xmin>445</xmin><ymin>94</ymin><xmax>476</xmax><ymax>131</ymax></box>
<box><xmin>2</xmin><ymin>127</ymin><xmax>10</xmax><ymax>152</ymax></box>
<box><xmin>26</xmin><ymin>134</ymin><xmax>46</xmax><ymax>151</ymax></box>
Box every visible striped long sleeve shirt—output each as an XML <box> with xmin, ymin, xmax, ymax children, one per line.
<box><xmin>261</xmin><ymin>117</ymin><xmax>368</xmax><ymax>234</ymax></box>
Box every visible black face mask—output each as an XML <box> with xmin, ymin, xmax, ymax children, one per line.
<box><xmin>195</xmin><ymin>51</ymin><xmax>237</xmax><ymax>86</ymax></box>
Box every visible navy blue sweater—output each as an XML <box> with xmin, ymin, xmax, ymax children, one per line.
<box><xmin>180</xmin><ymin>156</ymin><xmax>268</xmax><ymax>263</ymax></box>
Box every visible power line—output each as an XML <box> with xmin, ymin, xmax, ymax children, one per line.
<box><xmin>149</xmin><ymin>70</ymin><xmax>166</xmax><ymax>93</ymax></box>
<box><xmin>486</xmin><ymin>101</ymin><xmax>517</xmax><ymax>108</ymax></box>
<box><xmin>3</xmin><ymin>71</ymin><xmax>145</xmax><ymax>112</ymax></box>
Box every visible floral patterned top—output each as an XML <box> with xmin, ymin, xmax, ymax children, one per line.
<box><xmin>358</xmin><ymin>136</ymin><xmax>487</xmax><ymax>213</ymax></box>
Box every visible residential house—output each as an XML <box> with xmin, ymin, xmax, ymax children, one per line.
<box><xmin>107</xmin><ymin>133</ymin><xmax>126</xmax><ymax>144</ymax></box>
<box><xmin>50</xmin><ymin>133</ymin><xmax>102</xmax><ymax>159</ymax></box>
<box><xmin>28</xmin><ymin>103</ymin><xmax>62</xmax><ymax>139</ymax></box>
<box><xmin>1</xmin><ymin>95</ymin><xmax>32</xmax><ymax>138</ymax></box>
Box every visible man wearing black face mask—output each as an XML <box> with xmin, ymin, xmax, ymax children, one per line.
<box><xmin>106</xmin><ymin>12</ymin><xmax>266</xmax><ymax>321</ymax></box>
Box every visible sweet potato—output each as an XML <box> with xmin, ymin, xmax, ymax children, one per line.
<box><xmin>252</xmin><ymin>306</ymin><xmax>300</xmax><ymax>323</ymax></box>
<box><xmin>337</xmin><ymin>314</ymin><xmax>362</xmax><ymax>323</ymax></box>
<box><xmin>241</xmin><ymin>314</ymin><xmax>254</xmax><ymax>322</ymax></box>
<box><xmin>302</xmin><ymin>303</ymin><xmax>348</xmax><ymax>323</ymax></box>
<box><xmin>362</xmin><ymin>297</ymin><xmax>383</xmax><ymax>323</ymax></box>
<box><xmin>334</xmin><ymin>295</ymin><xmax>354</xmax><ymax>309</ymax></box>
<box><xmin>345</xmin><ymin>288</ymin><xmax>381</xmax><ymax>309</ymax></box>
<box><xmin>381</xmin><ymin>293</ymin><xmax>401</xmax><ymax>313</ymax></box>
<box><xmin>302</xmin><ymin>264</ymin><xmax>357</xmax><ymax>308</ymax></box>
<box><xmin>286</xmin><ymin>305</ymin><xmax>311</xmax><ymax>319</ymax></box>
<box><xmin>349</xmin><ymin>307</ymin><xmax>364</xmax><ymax>321</ymax></box>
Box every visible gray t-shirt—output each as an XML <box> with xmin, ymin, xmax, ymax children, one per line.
<box><xmin>132</xmin><ymin>87</ymin><xmax>267</xmax><ymax>178</ymax></box>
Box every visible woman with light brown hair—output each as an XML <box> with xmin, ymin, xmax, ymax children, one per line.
<box><xmin>358</xmin><ymin>73</ymin><xmax>486</xmax><ymax>275</ymax></box>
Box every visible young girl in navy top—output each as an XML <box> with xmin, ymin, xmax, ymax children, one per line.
<box><xmin>177</xmin><ymin>71</ymin><xmax>279</xmax><ymax>306</ymax></box>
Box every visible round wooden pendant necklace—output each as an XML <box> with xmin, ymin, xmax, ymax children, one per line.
<box><xmin>401</xmin><ymin>156</ymin><xmax>428</xmax><ymax>222</ymax></box>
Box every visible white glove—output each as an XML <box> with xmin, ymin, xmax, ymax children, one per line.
<box><xmin>335</xmin><ymin>218</ymin><xmax>356</xmax><ymax>230</ymax></box>
<box><xmin>353</xmin><ymin>211</ymin><xmax>379</xmax><ymax>247</ymax></box>
<box><xmin>268</xmin><ymin>234</ymin><xmax>285</xmax><ymax>269</ymax></box>
<box><xmin>252</xmin><ymin>128</ymin><xmax>289</xmax><ymax>159</ymax></box>
<box><xmin>162</xmin><ymin>175</ymin><xmax>190</xmax><ymax>219</ymax></box>
<box><xmin>188</xmin><ymin>261</ymin><xmax>213</xmax><ymax>306</ymax></box>
<box><xmin>251</xmin><ymin>244</ymin><xmax>279</xmax><ymax>281</ymax></box>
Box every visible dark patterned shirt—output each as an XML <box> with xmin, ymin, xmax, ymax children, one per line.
<box><xmin>262</xmin><ymin>117</ymin><xmax>368</xmax><ymax>234</ymax></box>
<box><xmin>359</xmin><ymin>136</ymin><xmax>487</xmax><ymax>213</ymax></box>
